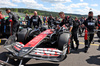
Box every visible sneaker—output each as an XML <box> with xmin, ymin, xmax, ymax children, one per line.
<box><xmin>84</xmin><ymin>50</ymin><xmax>87</xmax><ymax>53</ymax></box>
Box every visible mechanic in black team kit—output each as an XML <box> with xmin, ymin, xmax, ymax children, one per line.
<box><xmin>25</xmin><ymin>13</ymin><xmax>30</xmax><ymax>27</ymax></box>
<box><xmin>71</xmin><ymin>17</ymin><xmax>80</xmax><ymax>50</ymax></box>
<box><xmin>48</xmin><ymin>14</ymin><xmax>55</xmax><ymax>28</ymax></box>
<box><xmin>6</xmin><ymin>9</ymin><xmax>20</xmax><ymax>35</ymax></box>
<box><xmin>82</xmin><ymin>11</ymin><xmax>98</xmax><ymax>53</ymax></box>
<box><xmin>80</xmin><ymin>17</ymin><xmax>85</xmax><ymax>33</ymax></box>
<box><xmin>97</xmin><ymin>15</ymin><xmax>100</xmax><ymax>41</ymax></box>
<box><xmin>79</xmin><ymin>17</ymin><xmax>85</xmax><ymax>36</ymax></box>
<box><xmin>58</xmin><ymin>12</ymin><xmax>73</xmax><ymax>49</ymax></box>
<box><xmin>30</xmin><ymin>11</ymin><xmax>42</xmax><ymax>28</ymax></box>
<box><xmin>58</xmin><ymin>12</ymin><xmax>73</xmax><ymax>32</ymax></box>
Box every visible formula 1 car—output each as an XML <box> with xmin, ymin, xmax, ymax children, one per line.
<box><xmin>4</xmin><ymin>25</ymin><xmax>71</xmax><ymax>66</ymax></box>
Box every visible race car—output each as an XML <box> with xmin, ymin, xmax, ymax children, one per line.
<box><xmin>4</xmin><ymin>26</ymin><xmax>71</xmax><ymax>66</ymax></box>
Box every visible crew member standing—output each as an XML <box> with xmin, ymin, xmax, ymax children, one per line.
<box><xmin>43</xmin><ymin>16</ymin><xmax>46</xmax><ymax>25</ymax></box>
<box><xmin>58</xmin><ymin>12</ymin><xmax>73</xmax><ymax>52</ymax></box>
<box><xmin>79</xmin><ymin>17</ymin><xmax>85</xmax><ymax>36</ymax></box>
<box><xmin>25</xmin><ymin>13</ymin><xmax>30</xmax><ymax>27</ymax></box>
<box><xmin>82</xmin><ymin>11</ymin><xmax>98</xmax><ymax>53</ymax></box>
<box><xmin>97</xmin><ymin>15</ymin><xmax>100</xmax><ymax>41</ymax></box>
<box><xmin>30</xmin><ymin>11</ymin><xmax>42</xmax><ymax>28</ymax></box>
<box><xmin>48</xmin><ymin>14</ymin><xmax>55</xmax><ymax>28</ymax></box>
<box><xmin>6</xmin><ymin>9</ymin><xmax>20</xmax><ymax>35</ymax></box>
<box><xmin>71</xmin><ymin>17</ymin><xmax>80</xmax><ymax>50</ymax></box>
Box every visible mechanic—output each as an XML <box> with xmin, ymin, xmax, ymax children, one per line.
<box><xmin>54</xmin><ymin>17</ymin><xmax>60</xmax><ymax>25</ymax></box>
<box><xmin>30</xmin><ymin>11</ymin><xmax>42</xmax><ymax>28</ymax></box>
<box><xmin>71</xmin><ymin>17</ymin><xmax>80</xmax><ymax>50</ymax></box>
<box><xmin>82</xmin><ymin>11</ymin><xmax>98</xmax><ymax>53</ymax></box>
<box><xmin>55</xmin><ymin>16</ymin><xmax>60</xmax><ymax>21</ymax></box>
<box><xmin>6</xmin><ymin>9</ymin><xmax>20</xmax><ymax>35</ymax></box>
<box><xmin>97</xmin><ymin>15</ymin><xmax>100</xmax><ymax>41</ymax></box>
<box><xmin>25</xmin><ymin>13</ymin><xmax>30</xmax><ymax>27</ymax></box>
<box><xmin>55</xmin><ymin>16</ymin><xmax>58</xmax><ymax>20</ymax></box>
<box><xmin>79</xmin><ymin>17</ymin><xmax>85</xmax><ymax>36</ymax></box>
<box><xmin>58</xmin><ymin>12</ymin><xmax>73</xmax><ymax>49</ymax></box>
<box><xmin>58</xmin><ymin>12</ymin><xmax>73</xmax><ymax>32</ymax></box>
<box><xmin>48</xmin><ymin>14</ymin><xmax>55</xmax><ymax>28</ymax></box>
<box><xmin>97</xmin><ymin>15</ymin><xmax>100</xmax><ymax>29</ymax></box>
<box><xmin>43</xmin><ymin>16</ymin><xmax>46</xmax><ymax>25</ymax></box>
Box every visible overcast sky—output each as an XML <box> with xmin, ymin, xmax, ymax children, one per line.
<box><xmin>0</xmin><ymin>0</ymin><xmax>100</xmax><ymax>15</ymax></box>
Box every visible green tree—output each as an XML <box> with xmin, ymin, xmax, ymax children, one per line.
<box><xmin>14</xmin><ymin>8</ymin><xmax>18</xmax><ymax>12</ymax></box>
<box><xmin>24</xmin><ymin>10</ymin><xmax>29</xmax><ymax>14</ymax></box>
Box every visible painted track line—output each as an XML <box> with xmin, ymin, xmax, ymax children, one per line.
<box><xmin>79</xmin><ymin>42</ymin><xmax>100</xmax><ymax>46</ymax></box>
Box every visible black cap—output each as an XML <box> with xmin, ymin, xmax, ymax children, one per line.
<box><xmin>89</xmin><ymin>11</ymin><xmax>93</xmax><ymax>14</ymax></box>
